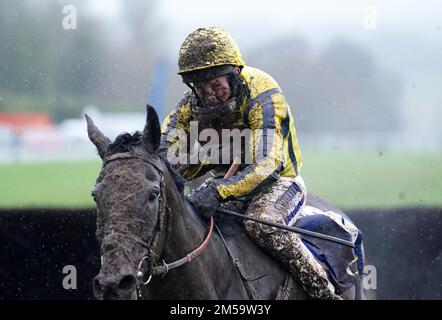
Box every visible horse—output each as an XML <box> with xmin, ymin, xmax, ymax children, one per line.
<box><xmin>87</xmin><ymin>105</ymin><xmax>367</xmax><ymax>300</ymax></box>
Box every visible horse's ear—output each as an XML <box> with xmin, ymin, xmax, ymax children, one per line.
<box><xmin>142</xmin><ymin>104</ymin><xmax>161</xmax><ymax>152</ymax></box>
<box><xmin>85</xmin><ymin>114</ymin><xmax>110</xmax><ymax>159</ymax></box>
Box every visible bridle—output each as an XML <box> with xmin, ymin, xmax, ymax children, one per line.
<box><xmin>101</xmin><ymin>152</ymin><xmax>214</xmax><ymax>299</ymax></box>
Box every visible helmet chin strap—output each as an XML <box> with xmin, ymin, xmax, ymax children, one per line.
<box><xmin>184</xmin><ymin>81</ymin><xmax>203</xmax><ymax>107</ymax></box>
<box><xmin>185</xmin><ymin>76</ymin><xmax>234</xmax><ymax>127</ymax></box>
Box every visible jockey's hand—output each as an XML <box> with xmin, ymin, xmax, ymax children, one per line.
<box><xmin>187</xmin><ymin>180</ymin><xmax>221</xmax><ymax>219</ymax></box>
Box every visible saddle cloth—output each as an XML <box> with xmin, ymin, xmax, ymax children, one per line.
<box><xmin>291</xmin><ymin>205</ymin><xmax>364</xmax><ymax>294</ymax></box>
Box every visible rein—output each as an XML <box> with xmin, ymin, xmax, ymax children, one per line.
<box><xmin>147</xmin><ymin>217</ymin><xmax>214</xmax><ymax>277</ymax></box>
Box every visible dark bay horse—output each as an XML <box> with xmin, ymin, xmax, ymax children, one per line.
<box><xmin>87</xmin><ymin>105</ymin><xmax>366</xmax><ymax>300</ymax></box>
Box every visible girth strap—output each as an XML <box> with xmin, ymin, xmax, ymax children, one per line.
<box><xmin>215</xmin><ymin>224</ymin><xmax>261</xmax><ymax>300</ymax></box>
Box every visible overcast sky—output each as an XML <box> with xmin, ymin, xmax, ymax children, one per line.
<box><xmin>86</xmin><ymin>0</ymin><xmax>442</xmax><ymax>117</ymax></box>
<box><xmin>86</xmin><ymin>0</ymin><xmax>442</xmax><ymax>85</ymax></box>
<box><xmin>88</xmin><ymin>0</ymin><xmax>442</xmax><ymax>53</ymax></box>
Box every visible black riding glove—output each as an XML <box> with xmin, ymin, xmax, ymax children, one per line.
<box><xmin>188</xmin><ymin>180</ymin><xmax>222</xmax><ymax>219</ymax></box>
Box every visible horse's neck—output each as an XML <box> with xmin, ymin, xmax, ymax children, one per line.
<box><xmin>150</xmin><ymin>174</ymin><xmax>220</xmax><ymax>298</ymax></box>
<box><xmin>147</xmin><ymin>171</ymin><xmax>254</xmax><ymax>299</ymax></box>
<box><xmin>162</xmin><ymin>186</ymin><xmax>209</xmax><ymax>262</ymax></box>
<box><xmin>145</xmin><ymin>169</ymin><xmax>310</xmax><ymax>300</ymax></box>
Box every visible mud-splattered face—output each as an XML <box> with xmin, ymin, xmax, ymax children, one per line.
<box><xmin>86</xmin><ymin>105</ymin><xmax>163</xmax><ymax>300</ymax></box>
<box><xmin>193</xmin><ymin>75</ymin><xmax>232</xmax><ymax>107</ymax></box>
<box><xmin>91</xmin><ymin>156</ymin><xmax>162</xmax><ymax>300</ymax></box>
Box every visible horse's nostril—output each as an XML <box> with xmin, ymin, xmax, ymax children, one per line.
<box><xmin>118</xmin><ymin>274</ymin><xmax>137</xmax><ymax>291</ymax></box>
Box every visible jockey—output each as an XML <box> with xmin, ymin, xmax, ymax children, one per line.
<box><xmin>159</xmin><ymin>27</ymin><xmax>341</xmax><ymax>299</ymax></box>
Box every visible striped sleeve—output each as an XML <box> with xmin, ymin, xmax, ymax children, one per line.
<box><xmin>216</xmin><ymin>88</ymin><xmax>287</xmax><ymax>200</ymax></box>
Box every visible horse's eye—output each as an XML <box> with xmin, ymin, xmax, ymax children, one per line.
<box><xmin>148</xmin><ymin>189</ymin><xmax>160</xmax><ymax>201</ymax></box>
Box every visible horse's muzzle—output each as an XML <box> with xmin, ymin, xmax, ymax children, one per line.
<box><xmin>93</xmin><ymin>271</ymin><xmax>138</xmax><ymax>300</ymax></box>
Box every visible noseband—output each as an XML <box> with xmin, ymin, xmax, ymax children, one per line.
<box><xmin>101</xmin><ymin>152</ymin><xmax>214</xmax><ymax>299</ymax></box>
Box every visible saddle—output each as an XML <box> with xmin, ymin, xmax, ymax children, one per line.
<box><xmin>291</xmin><ymin>205</ymin><xmax>364</xmax><ymax>294</ymax></box>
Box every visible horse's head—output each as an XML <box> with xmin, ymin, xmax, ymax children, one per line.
<box><xmin>86</xmin><ymin>105</ymin><xmax>166</xmax><ymax>300</ymax></box>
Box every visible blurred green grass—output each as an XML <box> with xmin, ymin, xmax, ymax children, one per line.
<box><xmin>0</xmin><ymin>160</ymin><xmax>101</xmax><ymax>208</ymax></box>
<box><xmin>0</xmin><ymin>151</ymin><xmax>441</xmax><ymax>208</ymax></box>
<box><xmin>301</xmin><ymin>150</ymin><xmax>442</xmax><ymax>208</ymax></box>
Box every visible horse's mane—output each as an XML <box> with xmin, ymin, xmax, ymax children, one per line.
<box><xmin>107</xmin><ymin>131</ymin><xmax>186</xmax><ymax>196</ymax></box>
<box><xmin>161</xmin><ymin>158</ymin><xmax>186</xmax><ymax>196</ymax></box>
<box><xmin>107</xmin><ymin>131</ymin><xmax>143</xmax><ymax>155</ymax></box>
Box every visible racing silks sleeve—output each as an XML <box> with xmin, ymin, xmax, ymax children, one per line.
<box><xmin>215</xmin><ymin>88</ymin><xmax>289</xmax><ymax>200</ymax></box>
